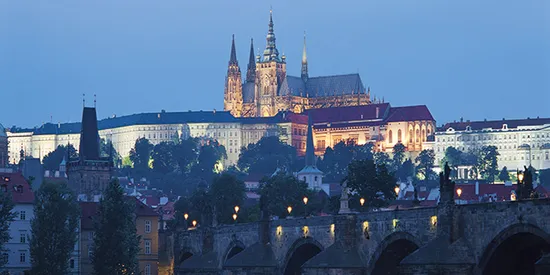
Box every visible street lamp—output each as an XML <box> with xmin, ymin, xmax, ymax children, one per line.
<box><xmin>184</xmin><ymin>213</ymin><xmax>189</xmax><ymax>220</ymax></box>
<box><xmin>234</xmin><ymin>206</ymin><xmax>240</xmax><ymax>213</ymax></box>
<box><xmin>360</xmin><ymin>198</ymin><xmax>365</xmax><ymax>206</ymax></box>
<box><xmin>518</xmin><ymin>173</ymin><xmax>524</xmax><ymax>183</ymax></box>
<box><xmin>394</xmin><ymin>186</ymin><xmax>400</xmax><ymax>197</ymax></box>
<box><xmin>303</xmin><ymin>197</ymin><xmax>308</xmax><ymax>205</ymax></box>
<box><xmin>287</xmin><ymin>206</ymin><xmax>293</xmax><ymax>215</ymax></box>
<box><xmin>456</xmin><ymin>188</ymin><xmax>462</xmax><ymax>205</ymax></box>
<box><xmin>232</xmin><ymin>213</ymin><xmax>238</xmax><ymax>222</ymax></box>
<box><xmin>303</xmin><ymin>197</ymin><xmax>308</xmax><ymax>217</ymax></box>
<box><xmin>192</xmin><ymin>220</ymin><xmax>197</xmax><ymax>227</ymax></box>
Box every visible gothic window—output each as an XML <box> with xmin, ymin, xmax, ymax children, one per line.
<box><xmin>415</xmin><ymin>129</ymin><xmax>420</xmax><ymax>143</ymax></box>
<box><xmin>409</xmin><ymin>130</ymin><xmax>413</xmax><ymax>143</ymax></box>
<box><xmin>388</xmin><ymin>130</ymin><xmax>393</xmax><ymax>144</ymax></box>
<box><xmin>422</xmin><ymin>130</ymin><xmax>426</xmax><ymax>142</ymax></box>
<box><xmin>397</xmin><ymin>130</ymin><xmax>402</xmax><ymax>143</ymax></box>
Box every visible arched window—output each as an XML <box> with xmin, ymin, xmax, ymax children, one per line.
<box><xmin>397</xmin><ymin>130</ymin><xmax>402</xmax><ymax>143</ymax></box>
<box><xmin>409</xmin><ymin>130</ymin><xmax>413</xmax><ymax>143</ymax></box>
<box><xmin>416</xmin><ymin>129</ymin><xmax>420</xmax><ymax>143</ymax></box>
<box><xmin>388</xmin><ymin>130</ymin><xmax>393</xmax><ymax>144</ymax></box>
<box><xmin>422</xmin><ymin>130</ymin><xmax>426</xmax><ymax>142</ymax></box>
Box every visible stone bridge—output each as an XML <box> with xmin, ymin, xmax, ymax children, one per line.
<box><xmin>174</xmin><ymin>198</ymin><xmax>550</xmax><ymax>275</ymax></box>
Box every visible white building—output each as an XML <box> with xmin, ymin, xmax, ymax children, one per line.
<box><xmin>430</xmin><ymin>117</ymin><xmax>550</xmax><ymax>172</ymax></box>
<box><xmin>6</xmin><ymin>110</ymin><xmax>307</xmax><ymax>168</ymax></box>
<box><xmin>0</xmin><ymin>171</ymin><xmax>34</xmax><ymax>274</ymax></box>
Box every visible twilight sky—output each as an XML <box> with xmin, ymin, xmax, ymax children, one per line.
<box><xmin>1</xmin><ymin>0</ymin><xmax>548</xmax><ymax>128</ymax></box>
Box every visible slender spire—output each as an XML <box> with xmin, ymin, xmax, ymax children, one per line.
<box><xmin>246</xmin><ymin>38</ymin><xmax>256</xmax><ymax>82</ymax></box>
<box><xmin>229</xmin><ymin>34</ymin><xmax>238</xmax><ymax>65</ymax></box>
<box><xmin>305</xmin><ymin>114</ymin><xmax>316</xmax><ymax>167</ymax></box>
<box><xmin>262</xmin><ymin>9</ymin><xmax>280</xmax><ymax>62</ymax></box>
<box><xmin>301</xmin><ymin>31</ymin><xmax>309</xmax><ymax>82</ymax></box>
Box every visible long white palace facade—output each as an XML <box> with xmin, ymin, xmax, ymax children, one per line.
<box><xmin>6</xmin><ymin>103</ymin><xmax>436</xmax><ymax>167</ymax></box>
<box><xmin>425</xmin><ymin>117</ymin><xmax>550</xmax><ymax>171</ymax></box>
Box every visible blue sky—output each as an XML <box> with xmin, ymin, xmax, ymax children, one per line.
<box><xmin>1</xmin><ymin>0</ymin><xmax>548</xmax><ymax>127</ymax></box>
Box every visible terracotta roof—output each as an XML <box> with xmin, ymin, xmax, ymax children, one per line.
<box><xmin>0</xmin><ymin>172</ymin><xmax>34</xmax><ymax>204</ymax></box>
<box><xmin>306</xmin><ymin>103</ymin><xmax>390</xmax><ymax>124</ymax></box>
<box><xmin>441</xmin><ymin>117</ymin><xmax>550</xmax><ymax>132</ymax></box>
<box><xmin>386</xmin><ymin>105</ymin><xmax>434</xmax><ymax>122</ymax></box>
<box><xmin>131</xmin><ymin>197</ymin><xmax>159</xmax><ymax>216</ymax></box>
<box><xmin>80</xmin><ymin>202</ymin><xmax>99</xmax><ymax>230</ymax></box>
<box><xmin>158</xmin><ymin>201</ymin><xmax>175</xmax><ymax>221</ymax></box>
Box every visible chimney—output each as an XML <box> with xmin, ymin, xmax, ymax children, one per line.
<box><xmin>376</xmin><ymin>107</ymin><xmax>380</xmax><ymax>119</ymax></box>
<box><xmin>475</xmin><ymin>181</ymin><xmax>479</xmax><ymax>196</ymax></box>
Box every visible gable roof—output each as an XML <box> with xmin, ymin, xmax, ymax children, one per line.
<box><xmin>306</xmin><ymin>103</ymin><xmax>390</xmax><ymax>124</ymax></box>
<box><xmin>386</xmin><ymin>105</ymin><xmax>434</xmax><ymax>122</ymax></box>
<box><xmin>0</xmin><ymin>172</ymin><xmax>34</xmax><ymax>204</ymax></box>
<box><xmin>441</xmin><ymin>117</ymin><xmax>550</xmax><ymax>132</ymax></box>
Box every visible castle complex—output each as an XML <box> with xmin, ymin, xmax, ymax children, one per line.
<box><xmin>224</xmin><ymin>11</ymin><xmax>371</xmax><ymax>118</ymax></box>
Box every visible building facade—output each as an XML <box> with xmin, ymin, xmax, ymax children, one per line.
<box><xmin>224</xmin><ymin>10</ymin><xmax>371</xmax><ymax>118</ymax></box>
<box><xmin>0</xmin><ymin>124</ymin><xmax>7</xmax><ymax>168</ymax></box>
<box><xmin>0</xmin><ymin>171</ymin><xmax>34</xmax><ymax>274</ymax></box>
<box><xmin>430</xmin><ymin>117</ymin><xmax>550</xmax><ymax>171</ymax></box>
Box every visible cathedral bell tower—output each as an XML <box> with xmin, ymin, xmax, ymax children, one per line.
<box><xmin>224</xmin><ymin>35</ymin><xmax>244</xmax><ymax>117</ymax></box>
<box><xmin>255</xmin><ymin>9</ymin><xmax>286</xmax><ymax>117</ymax></box>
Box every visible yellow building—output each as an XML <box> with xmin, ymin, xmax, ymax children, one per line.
<box><xmin>79</xmin><ymin>198</ymin><xmax>159</xmax><ymax>275</ymax></box>
<box><xmin>224</xmin><ymin>10</ymin><xmax>371</xmax><ymax>118</ymax></box>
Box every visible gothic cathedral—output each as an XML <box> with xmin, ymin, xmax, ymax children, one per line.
<box><xmin>224</xmin><ymin>10</ymin><xmax>372</xmax><ymax>118</ymax></box>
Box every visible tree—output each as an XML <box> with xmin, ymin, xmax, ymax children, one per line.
<box><xmin>0</xmin><ymin>189</ymin><xmax>15</xmax><ymax>270</ymax></box>
<box><xmin>396</xmin><ymin>159</ymin><xmax>416</xmax><ymax>182</ymax></box>
<box><xmin>100</xmin><ymin>138</ymin><xmax>122</xmax><ymax>167</ymax></box>
<box><xmin>188</xmin><ymin>187</ymin><xmax>213</xmax><ymax>226</ymax></box>
<box><xmin>318</xmin><ymin>140</ymin><xmax>374</xmax><ymax>182</ymax></box>
<box><xmin>478</xmin><ymin>146</ymin><xmax>499</xmax><ymax>182</ymax></box>
<box><xmin>238</xmin><ymin>136</ymin><xmax>297</xmax><ymax>174</ymax></box>
<box><xmin>92</xmin><ymin>180</ymin><xmax>140</xmax><ymax>275</ymax></box>
<box><xmin>151</xmin><ymin>142</ymin><xmax>177</xmax><ymax>174</ymax></box>
<box><xmin>191</xmin><ymin>140</ymin><xmax>227</xmax><ymax>182</ymax></box>
<box><xmin>259</xmin><ymin>173</ymin><xmax>309</xmax><ymax>218</ymax></box>
<box><xmin>498</xmin><ymin>166</ymin><xmax>510</xmax><ymax>182</ymax></box>
<box><xmin>415</xmin><ymin>149</ymin><xmax>435</xmax><ymax>183</ymax></box>
<box><xmin>373</xmin><ymin>151</ymin><xmax>391</xmax><ymax>169</ymax></box>
<box><xmin>209</xmin><ymin>173</ymin><xmax>245</xmax><ymax>224</ymax></box>
<box><xmin>172</xmin><ymin>138</ymin><xmax>199</xmax><ymax>174</ymax></box>
<box><xmin>442</xmin><ymin>147</ymin><xmax>462</xmax><ymax>178</ymax></box>
<box><xmin>129</xmin><ymin>138</ymin><xmax>153</xmax><ymax>179</ymax></box>
<box><xmin>392</xmin><ymin>143</ymin><xmax>406</xmax><ymax>172</ymax></box>
<box><xmin>42</xmin><ymin>144</ymin><xmax>77</xmax><ymax>171</ymax></box>
<box><xmin>30</xmin><ymin>181</ymin><xmax>79</xmax><ymax>275</ymax></box>
<box><xmin>344</xmin><ymin>159</ymin><xmax>397</xmax><ymax>209</ymax></box>
<box><xmin>539</xmin><ymin>169</ymin><xmax>550</xmax><ymax>187</ymax></box>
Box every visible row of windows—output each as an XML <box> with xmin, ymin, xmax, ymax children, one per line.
<box><xmin>438</xmin><ymin>132</ymin><xmax>550</xmax><ymax>143</ymax></box>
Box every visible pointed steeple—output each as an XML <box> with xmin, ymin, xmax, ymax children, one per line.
<box><xmin>246</xmin><ymin>38</ymin><xmax>256</xmax><ymax>82</ymax></box>
<box><xmin>262</xmin><ymin>9</ymin><xmax>280</xmax><ymax>62</ymax></box>
<box><xmin>301</xmin><ymin>31</ymin><xmax>309</xmax><ymax>82</ymax></box>
<box><xmin>305</xmin><ymin>114</ymin><xmax>315</xmax><ymax>167</ymax></box>
<box><xmin>229</xmin><ymin>34</ymin><xmax>238</xmax><ymax>65</ymax></box>
<box><xmin>79</xmin><ymin>107</ymin><xmax>101</xmax><ymax>161</ymax></box>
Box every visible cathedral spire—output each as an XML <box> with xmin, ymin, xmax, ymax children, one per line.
<box><xmin>229</xmin><ymin>34</ymin><xmax>238</xmax><ymax>65</ymax></box>
<box><xmin>262</xmin><ymin>9</ymin><xmax>280</xmax><ymax>62</ymax></box>
<box><xmin>246</xmin><ymin>38</ymin><xmax>256</xmax><ymax>82</ymax></box>
<box><xmin>305</xmin><ymin>114</ymin><xmax>316</xmax><ymax>167</ymax></box>
<box><xmin>301</xmin><ymin>31</ymin><xmax>309</xmax><ymax>82</ymax></box>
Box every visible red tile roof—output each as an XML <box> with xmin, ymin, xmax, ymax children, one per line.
<box><xmin>306</xmin><ymin>103</ymin><xmax>390</xmax><ymax>124</ymax></box>
<box><xmin>0</xmin><ymin>172</ymin><xmax>34</xmax><ymax>204</ymax></box>
<box><xmin>131</xmin><ymin>197</ymin><xmax>159</xmax><ymax>217</ymax></box>
<box><xmin>386</xmin><ymin>105</ymin><xmax>434</xmax><ymax>122</ymax></box>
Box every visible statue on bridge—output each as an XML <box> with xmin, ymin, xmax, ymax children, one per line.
<box><xmin>517</xmin><ymin>166</ymin><xmax>536</xmax><ymax>200</ymax></box>
<box><xmin>439</xmin><ymin>162</ymin><xmax>456</xmax><ymax>204</ymax></box>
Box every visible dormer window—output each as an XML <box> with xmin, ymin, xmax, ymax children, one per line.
<box><xmin>503</xmin><ymin>124</ymin><xmax>508</xmax><ymax>130</ymax></box>
<box><xmin>447</xmin><ymin>127</ymin><xmax>455</xmax><ymax>132</ymax></box>
<box><xmin>16</xmin><ymin>185</ymin><xmax>23</xmax><ymax>193</ymax></box>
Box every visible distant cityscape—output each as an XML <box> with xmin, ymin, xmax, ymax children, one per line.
<box><xmin>0</xmin><ymin>9</ymin><xmax>548</xmax><ymax>275</ymax></box>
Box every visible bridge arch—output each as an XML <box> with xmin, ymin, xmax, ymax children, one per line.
<box><xmin>222</xmin><ymin>239</ymin><xmax>246</xmax><ymax>264</ymax></box>
<box><xmin>368</xmin><ymin>231</ymin><xmax>422</xmax><ymax>275</ymax></box>
<box><xmin>282</xmin><ymin>237</ymin><xmax>324</xmax><ymax>275</ymax></box>
<box><xmin>476</xmin><ymin>223</ymin><xmax>550</xmax><ymax>275</ymax></box>
<box><xmin>177</xmin><ymin>247</ymin><xmax>196</xmax><ymax>266</ymax></box>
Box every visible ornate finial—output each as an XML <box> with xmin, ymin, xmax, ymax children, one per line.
<box><xmin>94</xmin><ymin>94</ymin><xmax>97</xmax><ymax>108</ymax></box>
<box><xmin>83</xmin><ymin>93</ymin><xmax>85</xmax><ymax>107</ymax></box>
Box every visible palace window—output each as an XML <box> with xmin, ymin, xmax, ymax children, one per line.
<box><xmin>415</xmin><ymin>129</ymin><xmax>420</xmax><ymax>143</ymax></box>
<box><xmin>144</xmin><ymin>240</ymin><xmax>151</xmax><ymax>254</ymax></box>
<box><xmin>388</xmin><ymin>130</ymin><xmax>393</xmax><ymax>144</ymax></box>
<box><xmin>409</xmin><ymin>130</ymin><xmax>413</xmax><ymax>143</ymax></box>
<box><xmin>145</xmin><ymin>220</ymin><xmax>151</xmax><ymax>233</ymax></box>
<box><xmin>546</xmin><ymin>152</ymin><xmax>549</xmax><ymax>160</ymax></box>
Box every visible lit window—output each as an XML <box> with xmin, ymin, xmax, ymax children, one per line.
<box><xmin>145</xmin><ymin>220</ymin><xmax>151</xmax><ymax>233</ymax></box>
<box><xmin>144</xmin><ymin>240</ymin><xmax>151</xmax><ymax>255</ymax></box>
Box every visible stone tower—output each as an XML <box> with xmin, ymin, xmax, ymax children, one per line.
<box><xmin>67</xmin><ymin>107</ymin><xmax>113</xmax><ymax>201</ymax></box>
<box><xmin>224</xmin><ymin>35</ymin><xmax>243</xmax><ymax>117</ymax></box>
<box><xmin>254</xmin><ymin>10</ymin><xmax>287</xmax><ymax>117</ymax></box>
<box><xmin>297</xmin><ymin>115</ymin><xmax>323</xmax><ymax>191</ymax></box>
